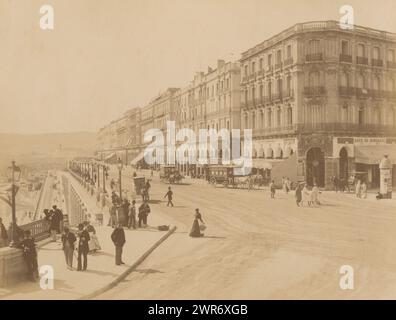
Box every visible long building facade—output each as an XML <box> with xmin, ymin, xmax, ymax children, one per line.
<box><xmin>240</xmin><ymin>20</ymin><xmax>396</xmax><ymax>188</ymax></box>
<box><xmin>96</xmin><ymin>20</ymin><xmax>396</xmax><ymax>189</ymax></box>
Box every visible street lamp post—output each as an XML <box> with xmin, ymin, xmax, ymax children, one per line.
<box><xmin>9</xmin><ymin>161</ymin><xmax>21</xmax><ymax>247</ymax></box>
<box><xmin>117</xmin><ymin>158</ymin><xmax>123</xmax><ymax>200</ymax></box>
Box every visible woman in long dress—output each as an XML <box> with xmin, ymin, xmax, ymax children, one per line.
<box><xmin>189</xmin><ymin>209</ymin><xmax>205</xmax><ymax>238</ymax></box>
<box><xmin>355</xmin><ymin>179</ymin><xmax>362</xmax><ymax>198</ymax></box>
<box><xmin>311</xmin><ymin>183</ymin><xmax>320</xmax><ymax>206</ymax></box>
<box><xmin>301</xmin><ymin>184</ymin><xmax>310</xmax><ymax>207</ymax></box>
<box><xmin>84</xmin><ymin>221</ymin><xmax>101</xmax><ymax>253</ymax></box>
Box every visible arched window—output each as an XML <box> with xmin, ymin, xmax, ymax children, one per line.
<box><xmin>252</xmin><ymin>112</ymin><xmax>256</xmax><ymax>129</ymax></box>
<box><xmin>244</xmin><ymin>113</ymin><xmax>248</xmax><ymax>128</ymax></box>
<box><xmin>357</xmin><ymin>74</ymin><xmax>365</xmax><ymax>89</ymax></box>
<box><xmin>309</xmin><ymin>39</ymin><xmax>320</xmax><ymax>54</ymax></box>
<box><xmin>341</xmin><ymin>72</ymin><xmax>349</xmax><ymax>87</ymax></box>
<box><xmin>357</xmin><ymin>43</ymin><xmax>365</xmax><ymax>57</ymax></box>
<box><xmin>287</xmin><ymin>107</ymin><xmax>293</xmax><ymax>125</ymax></box>
<box><xmin>309</xmin><ymin>71</ymin><xmax>320</xmax><ymax>87</ymax></box>
<box><xmin>373</xmin><ymin>107</ymin><xmax>380</xmax><ymax>124</ymax></box>
<box><xmin>373</xmin><ymin>47</ymin><xmax>380</xmax><ymax>60</ymax></box>
<box><xmin>389</xmin><ymin>78</ymin><xmax>395</xmax><ymax>92</ymax></box>
<box><xmin>267</xmin><ymin>82</ymin><xmax>272</xmax><ymax>100</ymax></box>
<box><xmin>341</xmin><ymin>104</ymin><xmax>348</xmax><ymax>122</ymax></box>
<box><xmin>276</xmin><ymin>108</ymin><xmax>282</xmax><ymax>127</ymax></box>
<box><xmin>358</xmin><ymin>107</ymin><xmax>364</xmax><ymax>125</ymax></box>
<box><xmin>267</xmin><ymin>109</ymin><xmax>272</xmax><ymax>127</ymax></box>
<box><xmin>373</xmin><ymin>75</ymin><xmax>380</xmax><ymax>91</ymax></box>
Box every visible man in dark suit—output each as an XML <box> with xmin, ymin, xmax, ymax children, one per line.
<box><xmin>20</xmin><ymin>230</ymin><xmax>38</xmax><ymax>281</ymax></box>
<box><xmin>111</xmin><ymin>223</ymin><xmax>126</xmax><ymax>265</ymax></box>
<box><xmin>77</xmin><ymin>223</ymin><xmax>90</xmax><ymax>271</ymax></box>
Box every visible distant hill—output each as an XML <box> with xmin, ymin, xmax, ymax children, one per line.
<box><xmin>0</xmin><ymin>132</ymin><xmax>97</xmax><ymax>157</ymax></box>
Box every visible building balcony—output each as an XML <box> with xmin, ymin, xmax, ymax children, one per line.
<box><xmin>253</xmin><ymin>124</ymin><xmax>297</xmax><ymax>137</ymax></box>
<box><xmin>248</xmin><ymin>73</ymin><xmax>256</xmax><ymax>81</ymax></box>
<box><xmin>283</xmin><ymin>89</ymin><xmax>294</xmax><ymax>99</ymax></box>
<box><xmin>297</xmin><ymin>122</ymin><xmax>396</xmax><ymax>134</ymax></box>
<box><xmin>241</xmin><ymin>76</ymin><xmax>248</xmax><ymax>83</ymax></box>
<box><xmin>306</xmin><ymin>53</ymin><xmax>323</xmax><ymax>62</ymax></box>
<box><xmin>275</xmin><ymin>62</ymin><xmax>282</xmax><ymax>70</ymax></box>
<box><xmin>303</xmin><ymin>86</ymin><xmax>326</xmax><ymax>97</ymax></box>
<box><xmin>356</xmin><ymin>56</ymin><xmax>368</xmax><ymax>65</ymax></box>
<box><xmin>385</xmin><ymin>91</ymin><xmax>396</xmax><ymax>99</ymax></box>
<box><xmin>370</xmin><ymin>89</ymin><xmax>384</xmax><ymax>99</ymax></box>
<box><xmin>387</xmin><ymin>61</ymin><xmax>396</xmax><ymax>69</ymax></box>
<box><xmin>339</xmin><ymin>86</ymin><xmax>355</xmax><ymax>96</ymax></box>
<box><xmin>257</xmin><ymin>69</ymin><xmax>265</xmax><ymax>77</ymax></box>
<box><xmin>267</xmin><ymin>66</ymin><xmax>273</xmax><ymax>73</ymax></box>
<box><xmin>284</xmin><ymin>58</ymin><xmax>294</xmax><ymax>66</ymax></box>
<box><xmin>372</xmin><ymin>59</ymin><xmax>383</xmax><ymax>67</ymax></box>
<box><xmin>355</xmin><ymin>88</ymin><xmax>370</xmax><ymax>98</ymax></box>
<box><xmin>339</xmin><ymin>54</ymin><xmax>352</xmax><ymax>63</ymax></box>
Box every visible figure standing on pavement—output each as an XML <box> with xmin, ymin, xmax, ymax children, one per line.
<box><xmin>138</xmin><ymin>201</ymin><xmax>151</xmax><ymax>227</ymax></box>
<box><xmin>111</xmin><ymin>223</ymin><xmax>126</xmax><ymax>265</ymax></box>
<box><xmin>145</xmin><ymin>180</ymin><xmax>151</xmax><ymax>201</ymax></box>
<box><xmin>311</xmin><ymin>183</ymin><xmax>320</xmax><ymax>206</ymax></box>
<box><xmin>189</xmin><ymin>209</ymin><xmax>205</xmax><ymax>238</ymax></box>
<box><xmin>295</xmin><ymin>183</ymin><xmax>302</xmax><ymax>206</ymax></box>
<box><xmin>61</xmin><ymin>227</ymin><xmax>76</xmax><ymax>270</ymax></box>
<box><xmin>164</xmin><ymin>186</ymin><xmax>174</xmax><ymax>207</ymax></box>
<box><xmin>128</xmin><ymin>200</ymin><xmax>137</xmax><ymax>229</ymax></box>
<box><xmin>84</xmin><ymin>221</ymin><xmax>101</xmax><ymax>252</ymax></box>
<box><xmin>110</xmin><ymin>178</ymin><xmax>116</xmax><ymax>191</ymax></box>
<box><xmin>269</xmin><ymin>180</ymin><xmax>276</xmax><ymax>199</ymax></box>
<box><xmin>108</xmin><ymin>204</ymin><xmax>118</xmax><ymax>228</ymax></box>
<box><xmin>20</xmin><ymin>230</ymin><xmax>38</xmax><ymax>281</ymax></box>
<box><xmin>49</xmin><ymin>209</ymin><xmax>59</xmax><ymax>242</ymax></box>
<box><xmin>361</xmin><ymin>181</ymin><xmax>367</xmax><ymax>199</ymax></box>
<box><xmin>53</xmin><ymin>205</ymin><xmax>64</xmax><ymax>233</ymax></box>
<box><xmin>301</xmin><ymin>184</ymin><xmax>310</xmax><ymax>207</ymax></box>
<box><xmin>77</xmin><ymin>223</ymin><xmax>90</xmax><ymax>271</ymax></box>
<box><xmin>355</xmin><ymin>179</ymin><xmax>362</xmax><ymax>198</ymax></box>
<box><xmin>0</xmin><ymin>217</ymin><xmax>8</xmax><ymax>248</ymax></box>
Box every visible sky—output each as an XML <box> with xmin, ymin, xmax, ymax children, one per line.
<box><xmin>0</xmin><ymin>0</ymin><xmax>395</xmax><ymax>134</ymax></box>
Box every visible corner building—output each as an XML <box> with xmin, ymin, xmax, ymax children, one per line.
<box><xmin>240</xmin><ymin>21</ymin><xmax>396</xmax><ymax>188</ymax></box>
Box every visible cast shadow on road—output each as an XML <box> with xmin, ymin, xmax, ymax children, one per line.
<box><xmin>203</xmin><ymin>235</ymin><xmax>226</xmax><ymax>239</ymax></box>
<box><xmin>83</xmin><ymin>269</ymin><xmax>119</xmax><ymax>277</ymax></box>
<box><xmin>133</xmin><ymin>268</ymin><xmax>164</xmax><ymax>274</ymax></box>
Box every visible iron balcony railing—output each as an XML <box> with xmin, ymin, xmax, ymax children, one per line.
<box><xmin>275</xmin><ymin>62</ymin><xmax>282</xmax><ymax>70</ymax></box>
<box><xmin>306</xmin><ymin>53</ymin><xmax>323</xmax><ymax>62</ymax></box>
<box><xmin>304</xmin><ymin>86</ymin><xmax>326</xmax><ymax>96</ymax></box>
<box><xmin>339</xmin><ymin>86</ymin><xmax>355</xmax><ymax>96</ymax></box>
<box><xmin>356</xmin><ymin>56</ymin><xmax>368</xmax><ymax>65</ymax></box>
<box><xmin>387</xmin><ymin>61</ymin><xmax>396</xmax><ymax>69</ymax></box>
<box><xmin>283</xmin><ymin>58</ymin><xmax>294</xmax><ymax>66</ymax></box>
<box><xmin>252</xmin><ymin>125</ymin><xmax>297</xmax><ymax>137</ymax></box>
<box><xmin>339</xmin><ymin>54</ymin><xmax>352</xmax><ymax>63</ymax></box>
<box><xmin>372</xmin><ymin>59</ymin><xmax>384</xmax><ymax>67</ymax></box>
<box><xmin>296</xmin><ymin>122</ymin><xmax>396</xmax><ymax>134</ymax></box>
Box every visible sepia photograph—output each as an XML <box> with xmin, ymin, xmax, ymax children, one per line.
<box><xmin>0</xmin><ymin>0</ymin><xmax>396</xmax><ymax>309</ymax></box>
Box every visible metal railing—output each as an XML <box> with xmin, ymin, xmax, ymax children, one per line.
<box><xmin>20</xmin><ymin>219</ymin><xmax>50</xmax><ymax>242</ymax></box>
<box><xmin>372</xmin><ymin>59</ymin><xmax>383</xmax><ymax>67</ymax></box>
<box><xmin>296</xmin><ymin>122</ymin><xmax>396</xmax><ymax>133</ymax></box>
<box><xmin>306</xmin><ymin>53</ymin><xmax>323</xmax><ymax>62</ymax></box>
<box><xmin>339</xmin><ymin>54</ymin><xmax>352</xmax><ymax>63</ymax></box>
<box><xmin>356</xmin><ymin>56</ymin><xmax>368</xmax><ymax>65</ymax></box>
<box><xmin>304</xmin><ymin>86</ymin><xmax>326</xmax><ymax>96</ymax></box>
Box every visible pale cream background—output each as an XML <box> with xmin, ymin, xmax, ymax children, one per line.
<box><xmin>0</xmin><ymin>0</ymin><xmax>395</xmax><ymax>134</ymax></box>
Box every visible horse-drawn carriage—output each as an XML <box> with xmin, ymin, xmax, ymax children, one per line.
<box><xmin>159</xmin><ymin>165</ymin><xmax>184</xmax><ymax>184</ymax></box>
<box><xmin>208</xmin><ymin>165</ymin><xmax>261</xmax><ymax>189</ymax></box>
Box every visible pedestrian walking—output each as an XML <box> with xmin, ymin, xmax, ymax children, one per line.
<box><xmin>128</xmin><ymin>200</ymin><xmax>137</xmax><ymax>229</ymax></box>
<box><xmin>84</xmin><ymin>221</ymin><xmax>101</xmax><ymax>252</ymax></box>
<box><xmin>269</xmin><ymin>180</ymin><xmax>276</xmax><ymax>199</ymax></box>
<box><xmin>189</xmin><ymin>209</ymin><xmax>205</xmax><ymax>238</ymax></box>
<box><xmin>53</xmin><ymin>205</ymin><xmax>64</xmax><ymax>233</ymax></box>
<box><xmin>355</xmin><ymin>179</ymin><xmax>362</xmax><ymax>198</ymax></box>
<box><xmin>164</xmin><ymin>186</ymin><xmax>174</xmax><ymax>206</ymax></box>
<box><xmin>111</xmin><ymin>223</ymin><xmax>126</xmax><ymax>265</ymax></box>
<box><xmin>61</xmin><ymin>227</ymin><xmax>76</xmax><ymax>270</ymax></box>
<box><xmin>138</xmin><ymin>201</ymin><xmax>151</xmax><ymax>227</ymax></box>
<box><xmin>77</xmin><ymin>223</ymin><xmax>90</xmax><ymax>271</ymax></box>
<box><xmin>295</xmin><ymin>183</ymin><xmax>302</xmax><ymax>206</ymax></box>
<box><xmin>301</xmin><ymin>184</ymin><xmax>310</xmax><ymax>207</ymax></box>
<box><xmin>49</xmin><ymin>209</ymin><xmax>59</xmax><ymax>242</ymax></box>
<box><xmin>361</xmin><ymin>181</ymin><xmax>367</xmax><ymax>199</ymax></box>
<box><xmin>110</xmin><ymin>178</ymin><xmax>116</xmax><ymax>191</ymax></box>
<box><xmin>108</xmin><ymin>204</ymin><xmax>118</xmax><ymax>228</ymax></box>
<box><xmin>285</xmin><ymin>177</ymin><xmax>291</xmax><ymax>194</ymax></box>
<box><xmin>0</xmin><ymin>218</ymin><xmax>8</xmax><ymax>248</ymax></box>
<box><xmin>20</xmin><ymin>230</ymin><xmax>38</xmax><ymax>281</ymax></box>
<box><xmin>311</xmin><ymin>183</ymin><xmax>320</xmax><ymax>206</ymax></box>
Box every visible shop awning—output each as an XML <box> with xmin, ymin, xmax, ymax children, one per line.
<box><xmin>130</xmin><ymin>150</ymin><xmax>146</xmax><ymax>165</ymax></box>
<box><xmin>104</xmin><ymin>152</ymin><xmax>116</xmax><ymax>161</ymax></box>
<box><xmin>354</xmin><ymin>145</ymin><xmax>396</xmax><ymax>165</ymax></box>
<box><xmin>252</xmin><ymin>158</ymin><xmax>283</xmax><ymax>169</ymax></box>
